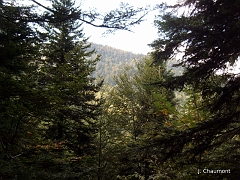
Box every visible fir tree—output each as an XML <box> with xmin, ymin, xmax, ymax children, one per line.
<box><xmin>41</xmin><ymin>0</ymin><xmax>101</xmax><ymax>154</ymax></box>
<box><xmin>33</xmin><ymin>0</ymin><xmax>102</xmax><ymax>178</ymax></box>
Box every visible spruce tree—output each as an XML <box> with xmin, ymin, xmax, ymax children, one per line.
<box><xmin>34</xmin><ymin>0</ymin><xmax>102</xmax><ymax>178</ymax></box>
<box><xmin>41</xmin><ymin>0</ymin><xmax>101</xmax><ymax>153</ymax></box>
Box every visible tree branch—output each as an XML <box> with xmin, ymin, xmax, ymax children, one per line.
<box><xmin>30</xmin><ymin>0</ymin><xmax>150</xmax><ymax>33</ymax></box>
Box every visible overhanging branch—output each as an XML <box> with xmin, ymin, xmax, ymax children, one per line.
<box><xmin>30</xmin><ymin>0</ymin><xmax>150</xmax><ymax>33</ymax></box>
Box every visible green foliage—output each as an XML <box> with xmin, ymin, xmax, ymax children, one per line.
<box><xmin>149</xmin><ymin>0</ymin><xmax>240</xmax><ymax>179</ymax></box>
<box><xmin>0</xmin><ymin>0</ymin><xmax>161</xmax><ymax>179</ymax></box>
<box><xmin>30</xmin><ymin>0</ymin><xmax>103</xmax><ymax>178</ymax></box>
<box><xmin>2</xmin><ymin>0</ymin><xmax>240</xmax><ymax>179</ymax></box>
<box><xmin>1</xmin><ymin>0</ymin><xmax>103</xmax><ymax>178</ymax></box>
<box><xmin>90</xmin><ymin>43</ymin><xmax>184</xmax><ymax>85</ymax></box>
<box><xmin>97</xmin><ymin>56</ymin><xmax>176</xmax><ymax>179</ymax></box>
<box><xmin>90</xmin><ymin>43</ymin><xmax>144</xmax><ymax>85</ymax></box>
<box><xmin>0</xmin><ymin>1</ymin><xmax>49</xmax><ymax>179</ymax></box>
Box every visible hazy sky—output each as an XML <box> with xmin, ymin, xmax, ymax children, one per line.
<box><xmin>21</xmin><ymin>0</ymin><xmax>178</xmax><ymax>54</ymax></box>
<box><xmin>80</xmin><ymin>0</ymin><xmax>178</xmax><ymax>54</ymax></box>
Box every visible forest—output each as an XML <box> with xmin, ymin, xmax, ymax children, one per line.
<box><xmin>90</xmin><ymin>43</ymin><xmax>183</xmax><ymax>85</ymax></box>
<box><xmin>89</xmin><ymin>43</ymin><xmax>144</xmax><ymax>85</ymax></box>
<box><xmin>0</xmin><ymin>0</ymin><xmax>240</xmax><ymax>179</ymax></box>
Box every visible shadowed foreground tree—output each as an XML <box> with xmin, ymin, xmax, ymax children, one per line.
<box><xmin>0</xmin><ymin>1</ymin><xmax>50</xmax><ymax>178</ymax></box>
<box><xmin>150</xmin><ymin>0</ymin><xmax>240</xmax><ymax>179</ymax></box>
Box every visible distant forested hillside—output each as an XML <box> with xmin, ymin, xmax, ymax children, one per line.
<box><xmin>90</xmin><ymin>43</ymin><xmax>145</xmax><ymax>85</ymax></box>
<box><xmin>90</xmin><ymin>43</ymin><xmax>183</xmax><ymax>85</ymax></box>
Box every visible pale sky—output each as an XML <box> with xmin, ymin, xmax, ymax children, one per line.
<box><xmin>19</xmin><ymin>0</ymin><xmax>178</xmax><ymax>54</ymax></box>
<box><xmin>80</xmin><ymin>0</ymin><xmax>178</xmax><ymax>54</ymax></box>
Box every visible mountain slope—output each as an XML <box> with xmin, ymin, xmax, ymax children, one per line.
<box><xmin>90</xmin><ymin>43</ymin><xmax>183</xmax><ymax>85</ymax></box>
<box><xmin>90</xmin><ymin>43</ymin><xmax>145</xmax><ymax>85</ymax></box>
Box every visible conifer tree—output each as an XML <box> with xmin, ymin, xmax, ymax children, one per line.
<box><xmin>33</xmin><ymin>0</ymin><xmax>102</xmax><ymax>178</ymax></box>
<box><xmin>0</xmin><ymin>1</ymin><xmax>49</xmax><ymax>178</ymax></box>
<box><xmin>150</xmin><ymin>0</ymin><xmax>240</xmax><ymax>178</ymax></box>
<box><xmin>41</xmin><ymin>0</ymin><xmax>101</xmax><ymax>153</ymax></box>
